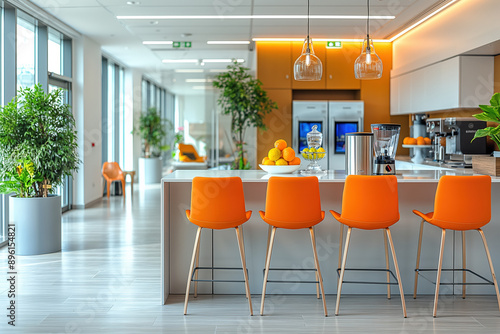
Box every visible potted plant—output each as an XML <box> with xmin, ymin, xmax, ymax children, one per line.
<box><xmin>471</xmin><ymin>92</ymin><xmax>500</xmax><ymax>175</ymax></box>
<box><xmin>0</xmin><ymin>84</ymin><xmax>79</xmax><ymax>255</ymax></box>
<box><xmin>213</xmin><ymin>61</ymin><xmax>278</xmax><ymax>169</ymax></box>
<box><xmin>135</xmin><ymin>107</ymin><xmax>172</xmax><ymax>184</ymax></box>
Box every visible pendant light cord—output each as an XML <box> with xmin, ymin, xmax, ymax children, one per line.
<box><xmin>366</xmin><ymin>0</ymin><xmax>370</xmax><ymax>38</ymax></box>
<box><xmin>306</xmin><ymin>0</ymin><xmax>311</xmax><ymax>52</ymax></box>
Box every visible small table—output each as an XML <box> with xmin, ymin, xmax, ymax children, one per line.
<box><xmin>123</xmin><ymin>171</ymin><xmax>136</xmax><ymax>194</ymax></box>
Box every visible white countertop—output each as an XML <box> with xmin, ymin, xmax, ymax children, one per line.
<box><xmin>161</xmin><ymin>168</ymin><xmax>499</xmax><ymax>183</ymax></box>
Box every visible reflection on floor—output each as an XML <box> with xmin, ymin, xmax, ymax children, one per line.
<box><xmin>0</xmin><ymin>184</ymin><xmax>499</xmax><ymax>333</ymax></box>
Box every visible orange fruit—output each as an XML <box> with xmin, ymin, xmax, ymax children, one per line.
<box><xmin>417</xmin><ymin>137</ymin><xmax>425</xmax><ymax>145</ymax></box>
<box><xmin>268</xmin><ymin>147</ymin><xmax>281</xmax><ymax>161</ymax></box>
<box><xmin>275</xmin><ymin>158</ymin><xmax>288</xmax><ymax>166</ymax></box>
<box><xmin>282</xmin><ymin>147</ymin><xmax>295</xmax><ymax>162</ymax></box>
<box><xmin>424</xmin><ymin>137</ymin><xmax>431</xmax><ymax>145</ymax></box>
<box><xmin>407</xmin><ymin>138</ymin><xmax>417</xmax><ymax>145</ymax></box>
<box><xmin>274</xmin><ymin>139</ymin><xmax>287</xmax><ymax>151</ymax></box>
<box><xmin>289</xmin><ymin>157</ymin><xmax>301</xmax><ymax>165</ymax></box>
<box><xmin>263</xmin><ymin>159</ymin><xmax>275</xmax><ymax>165</ymax></box>
<box><xmin>262</xmin><ymin>157</ymin><xmax>270</xmax><ymax>164</ymax></box>
<box><xmin>403</xmin><ymin>137</ymin><xmax>411</xmax><ymax>145</ymax></box>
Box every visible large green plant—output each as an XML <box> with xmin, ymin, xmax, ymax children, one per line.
<box><xmin>136</xmin><ymin>107</ymin><xmax>172</xmax><ymax>158</ymax></box>
<box><xmin>472</xmin><ymin>92</ymin><xmax>500</xmax><ymax>150</ymax></box>
<box><xmin>0</xmin><ymin>84</ymin><xmax>79</xmax><ymax>197</ymax></box>
<box><xmin>213</xmin><ymin>62</ymin><xmax>278</xmax><ymax>169</ymax></box>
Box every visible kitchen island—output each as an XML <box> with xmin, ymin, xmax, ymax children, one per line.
<box><xmin>161</xmin><ymin>169</ymin><xmax>500</xmax><ymax>304</ymax></box>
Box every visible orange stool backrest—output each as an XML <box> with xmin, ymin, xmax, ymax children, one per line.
<box><xmin>179</xmin><ymin>143</ymin><xmax>201</xmax><ymax>159</ymax></box>
<box><xmin>189</xmin><ymin>177</ymin><xmax>248</xmax><ymax>228</ymax></box>
<box><xmin>432</xmin><ymin>175</ymin><xmax>491</xmax><ymax>229</ymax></box>
<box><xmin>264</xmin><ymin>176</ymin><xmax>323</xmax><ymax>227</ymax></box>
<box><xmin>341</xmin><ymin>175</ymin><xmax>399</xmax><ymax>225</ymax></box>
<box><xmin>102</xmin><ymin>162</ymin><xmax>123</xmax><ymax>180</ymax></box>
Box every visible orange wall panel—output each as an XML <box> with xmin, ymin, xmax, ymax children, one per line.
<box><xmin>257</xmin><ymin>89</ymin><xmax>293</xmax><ymax>162</ymax></box>
<box><xmin>257</xmin><ymin>42</ymin><xmax>292</xmax><ymax>89</ymax></box>
<box><xmin>326</xmin><ymin>42</ymin><xmax>361</xmax><ymax>89</ymax></box>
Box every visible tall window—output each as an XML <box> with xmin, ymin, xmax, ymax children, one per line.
<box><xmin>48</xmin><ymin>28</ymin><xmax>62</xmax><ymax>74</ymax></box>
<box><xmin>16</xmin><ymin>14</ymin><xmax>36</xmax><ymax>90</ymax></box>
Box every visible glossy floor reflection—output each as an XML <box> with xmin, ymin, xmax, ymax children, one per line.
<box><xmin>0</xmin><ymin>184</ymin><xmax>499</xmax><ymax>333</ymax></box>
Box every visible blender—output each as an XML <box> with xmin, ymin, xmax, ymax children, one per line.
<box><xmin>371</xmin><ymin>124</ymin><xmax>401</xmax><ymax>175</ymax></box>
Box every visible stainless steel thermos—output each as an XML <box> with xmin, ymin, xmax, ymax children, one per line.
<box><xmin>345</xmin><ymin>132</ymin><xmax>374</xmax><ymax>175</ymax></box>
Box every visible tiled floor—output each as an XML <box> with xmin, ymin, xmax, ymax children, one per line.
<box><xmin>1</xmin><ymin>184</ymin><xmax>499</xmax><ymax>333</ymax></box>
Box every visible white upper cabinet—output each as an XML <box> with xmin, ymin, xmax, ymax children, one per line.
<box><xmin>391</xmin><ymin>56</ymin><xmax>494</xmax><ymax>115</ymax></box>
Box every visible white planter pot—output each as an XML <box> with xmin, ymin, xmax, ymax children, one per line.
<box><xmin>139</xmin><ymin>157</ymin><xmax>163</xmax><ymax>184</ymax></box>
<box><xmin>10</xmin><ymin>195</ymin><xmax>62</xmax><ymax>256</ymax></box>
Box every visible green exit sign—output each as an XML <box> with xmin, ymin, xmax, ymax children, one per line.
<box><xmin>173</xmin><ymin>41</ymin><xmax>192</xmax><ymax>48</ymax></box>
<box><xmin>326</xmin><ymin>41</ymin><xmax>342</xmax><ymax>48</ymax></box>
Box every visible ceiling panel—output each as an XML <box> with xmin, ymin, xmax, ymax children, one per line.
<box><xmin>30</xmin><ymin>0</ymin><xmax>454</xmax><ymax>95</ymax></box>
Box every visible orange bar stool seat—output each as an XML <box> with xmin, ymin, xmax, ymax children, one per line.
<box><xmin>259</xmin><ymin>176</ymin><xmax>327</xmax><ymax>316</ymax></box>
<box><xmin>413</xmin><ymin>175</ymin><xmax>500</xmax><ymax>317</ymax></box>
<box><xmin>331</xmin><ymin>175</ymin><xmax>407</xmax><ymax>317</ymax></box>
<box><xmin>184</xmin><ymin>177</ymin><xmax>253</xmax><ymax>315</ymax></box>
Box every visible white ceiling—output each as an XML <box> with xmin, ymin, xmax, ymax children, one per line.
<box><xmin>30</xmin><ymin>0</ymin><xmax>452</xmax><ymax>95</ymax></box>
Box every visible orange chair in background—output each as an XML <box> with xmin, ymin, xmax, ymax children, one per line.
<box><xmin>331</xmin><ymin>175</ymin><xmax>407</xmax><ymax>317</ymax></box>
<box><xmin>102</xmin><ymin>162</ymin><xmax>125</xmax><ymax>198</ymax></box>
<box><xmin>413</xmin><ymin>175</ymin><xmax>500</xmax><ymax>317</ymax></box>
<box><xmin>178</xmin><ymin>143</ymin><xmax>206</xmax><ymax>163</ymax></box>
<box><xmin>259</xmin><ymin>176</ymin><xmax>327</xmax><ymax>316</ymax></box>
<box><xmin>184</xmin><ymin>177</ymin><xmax>253</xmax><ymax>315</ymax></box>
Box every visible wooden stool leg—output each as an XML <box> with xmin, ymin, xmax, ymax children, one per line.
<box><xmin>310</xmin><ymin>227</ymin><xmax>327</xmax><ymax>317</ymax></box>
<box><xmin>462</xmin><ymin>230</ymin><xmax>466</xmax><ymax>299</ymax></box>
<box><xmin>265</xmin><ymin>225</ymin><xmax>272</xmax><ymax>266</ymax></box>
<box><xmin>384</xmin><ymin>230</ymin><xmax>391</xmax><ymax>300</ymax></box>
<box><xmin>386</xmin><ymin>228</ymin><xmax>407</xmax><ymax>318</ymax></box>
<box><xmin>121</xmin><ymin>179</ymin><xmax>126</xmax><ymax>198</ymax></box>
<box><xmin>107</xmin><ymin>180</ymin><xmax>111</xmax><ymax>198</ymax></box>
<box><xmin>184</xmin><ymin>227</ymin><xmax>202</xmax><ymax>315</ymax></box>
<box><xmin>194</xmin><ymin>236</ymin><xmax>201</xmax><ymax>298</ymax></box>
<box><xmin>261</xmin><ymin>226</ymin><xmax>277</xmax><ymax>316</ymax></box>
<box><xmin>336</xmin><ymin>227</ymin><xmax>352</xmax><ymax>316</ymax></box>
<box><xmin>478</xmin><ymin>229</ymin><xmax>500</xmax><ymax>313</ymax></box>
<box><xmin>313</xmin><ymin>226</ymin><xmax>319</xmax><ymax>299</ymax></box>
<box><xmin>433</xmin><ymin>228</ymin><xmax>446</xmax><ymax>318</ymax></box>
<box><xmin>414</xmin><ymin>219</ymin><xmax>425</xmax><ymax>299</ymax></box>
<box><xmin>238</xmin><ymin>227</ymin><xmax>250</xmax><ymax>299</ymax></box>
<box><xmin>235</xmin><ymin>226</ymin><xmax>253</xmax><ymax>316</ymax></box>
<box><xmin>337</xmin><ymin>223</ymin><xmax>344</xmax><ymax>289</ymax></box>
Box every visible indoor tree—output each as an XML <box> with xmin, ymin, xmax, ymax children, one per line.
<box><xmin>0</xmin><ymin>84</ymin><xmax>79</xmax><ymax>197</ymax></box>
<box><xmin>213</xmin><ymin>61</ymin><xmax>278</xmax><ymax>169</ymax></box>
<box><xmin>136</xmin><ymin>107</ymin><xmax>172</xmax><ymax>158</ymax></box>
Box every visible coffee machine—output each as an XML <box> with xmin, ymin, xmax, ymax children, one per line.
<box><xmin>371</xmin><ymin>124</ymin><xmax>401</xmax><ymax>175</ymax></box>
<box><xmin>426</xmin><ymin>117</ymin><xmax>488</xmax><ymax>166</ymax></box>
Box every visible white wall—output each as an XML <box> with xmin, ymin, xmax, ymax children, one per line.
<box><xmin>393</xmin><ymin>0</ymin><xmax>500</xmax><ymax>76</ymax></box>
<box><xmin>73</xmin><ymin>36</ymin><xmax>103</xmax><ymax>208</ymax></box>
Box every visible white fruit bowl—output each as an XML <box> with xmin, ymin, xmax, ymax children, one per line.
<box><xmin>259</xmin><ymin>164</ymin><xmax>301</xmax><ymax>174</ymax></box>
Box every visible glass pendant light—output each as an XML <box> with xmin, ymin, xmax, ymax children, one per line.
<box><xmin>354</xmin><ymin>0</ymin><xmax>383</xmax><ymax>79</ymax></box>
<box><xmin>294</xmin><ymin>0</ymin><xmax>322</xmax><ymax>81</ymax></box>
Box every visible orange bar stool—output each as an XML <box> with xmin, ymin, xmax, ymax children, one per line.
<box><xmin>259</xmin><ymin>176</ymin><xmax>327</xmax><ymax>316</ymax></box>
<box><xmin>184</xmin><ymin>176</ymin><xmax>253</xmax><ymax>315</ymax></box>
<box><xmin>413</xmin><ymin>175</ymin><xmax>500</xmax><ymax>317</ymax></box>
<box><xmin>331</xmin><ymin>175</ymin><xmax>407</xmax><ymax>317</ymax></box>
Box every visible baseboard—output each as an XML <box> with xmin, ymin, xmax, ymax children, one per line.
<box><xmin>73</xmin><ymin>197</ymin><xmax>102</xmax><ymax>209</ymax></box>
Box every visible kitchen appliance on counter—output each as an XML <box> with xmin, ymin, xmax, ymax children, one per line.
<box><xmin>426</xmin><ymin>117</ymin><xmax>487</xmax><ymax>167</ymax></box>
<box><xmin>292</xmin><ymin>100</ymin><xmax>364</xmax><ymax>170</ymax></box>
<box><xmin>371</xmin><ymin>124</ymin><xmax>401</xmax><ymax>175</ymax></box>
<box><xmin>345</xmin><ymin>132</ymin><xmax>373</xmax><ymax>175</ymax></box>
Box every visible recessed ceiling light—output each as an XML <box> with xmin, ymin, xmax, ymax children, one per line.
<box><xmin>126</xmin><ymin>1</ymin><xmax>140</xmax><ymax>5</ymax></box>
<box><xmin>175</xmin><ymin>69</ymin><xmax>204</xmax><ymax>73</ymax></box>
<box><xmin>162</xmin><ymin>59</ymin><xmax>199</xmax><ymax>63</ymax></box>
<box><xmin>185</xmin><ymin>79</ymin><xmax>213</xmax><ymax>83</ymax></box>
<box><xmin>207</xmin><ymin>41</ymin><xmax>250</xmax><ymax>45</ymax></box>
<box><xmin>143</xmin><ymin>41</ymin><xmax>173</xmax><ymax>45</ymax></box>
<box><xmin>202</xmin><ymin>59</ymin><xmax>244</xmax><ymax>63</ymax></box>
<box><xmin>193</xmin><ymin>86</ymin><xmax>214</xmax><ymax>90</ymax></box>
<box><xmin>252</xmin><ymin>38</ymin><xmax>389</xmax><ymax>42</ymax></box>
<box><xmin>117</xmin><ymin>15</ymin><xmax>395</xmax><ymax>20</ymax></box>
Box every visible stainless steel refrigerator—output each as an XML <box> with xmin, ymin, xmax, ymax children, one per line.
<box><xmin>292</xmin><ymin>100</ymin><xmax>364</xmax><ymax>171</ymax></box>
